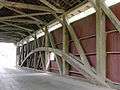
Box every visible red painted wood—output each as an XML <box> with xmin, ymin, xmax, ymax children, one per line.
<box><xmin>48</xmin><ymin>2</ymin><xmax>120</xmax><ymax>83</ymax></box>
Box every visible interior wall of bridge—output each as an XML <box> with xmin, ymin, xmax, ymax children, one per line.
<box><xmin>17</xmin><ymin>2</ymin><xmax>120</xmax><ymax>83</ymax></box>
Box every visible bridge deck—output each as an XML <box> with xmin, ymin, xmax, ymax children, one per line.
<box><xmin>0</xmin><ymin>67</ymin><xmax>114</xmax><ymax>90</ymax></box>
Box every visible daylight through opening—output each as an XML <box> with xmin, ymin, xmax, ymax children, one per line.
<box><xmin>0</xmin><ymin>42</ymin><xmax>16</xmax><ymax>68</ymax></box>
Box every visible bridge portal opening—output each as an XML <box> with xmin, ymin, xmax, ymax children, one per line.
<box><xmin>0</xmin><ymin>42</ymin><xmax>16</xmax><ymax>68</ymax></box>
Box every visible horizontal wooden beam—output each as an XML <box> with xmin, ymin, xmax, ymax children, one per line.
<box><xmin>4</xmin><ymin>19</ymin><xmax>39</xmax><ymax>24</ymax></box>
<box><xmin>0</xmin><ymin>1</ymin><xmax>52</xmax><ymax>12</ymax></box>
<box><xmin>0</xmin><ymin>21</ymin><xmax>33</xmax><ymax>32</ymax></box>
<box><xmin>0</xmin><ymin>27</ymin><xmax>30</xmax><ymax>32</ymax></box>
<box><xmin>0</xmin><ymin>34</ymin><xmax>20</xmax><ymax>39</ymax></box>
<box><xmin>0</xmin><ymin>30</ymin><xmax>27</xmax><ymax>37</ymax></box>
<box><xmin>6</xmin><ymin>7</ymin><xmax>46</xmax><ymax>25</ymax></box>
<box><xmin>0</xmin><ymin>12</ymin><xmax>51</xmax><ymax>20</ymax></box>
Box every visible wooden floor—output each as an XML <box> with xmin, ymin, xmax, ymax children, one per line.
<box><xmin>0</xmin><ymin>67</ymin><xmax>114</xmax><ymax>90</ymax></box>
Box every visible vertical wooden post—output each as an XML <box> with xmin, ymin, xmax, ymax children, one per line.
<box><xmin>96</xmin><ymin>0</ymin><xmax>106</xmax><ymax>80</ymax></box>
<box><xmin>45</xmin><ymin>27</ymin><xmax>49</xmax><ymax>70</ymax></box>
<box><xmin>26</xmin><ymin>40</ymin><xmax>30</xmax><ymax>67</ymax></box>
<box><xmin>62</xmin><ymin>16</ymin><xmax>70</xmax><ymax>75</ymax></box>
<box><xmin>33</xmin><ymin>34</ymin><xmax>38</xmax><ymax>69</ymax></box>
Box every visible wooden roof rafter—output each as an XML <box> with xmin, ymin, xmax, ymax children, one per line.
<box><xmin>0</xmin><ymin>0</ymin><xmax>86</xmax><ymax>42</ymax></box>
<box><xmin>0</xmin><ymin>29</ymin><xmax>27</xmax><ymax>37</ymax></box>
<box><xmin>6</xmin><ymin>6</ymin><xmax>46</xmax><ymax>25</ymax></box>
<box><xmin>0</xmin><ymin>12</ymin><xmax>51</xmax><ymax>20</ymax></box>
<box><xmin>0</xmin><ymin>1</ymin><xmax>53</xmax><ymax>12</ymax></box>
<box><xmin>4</xmin><ymin>19</ymin><xmax>40</xmax><ymax>25</ymax></box>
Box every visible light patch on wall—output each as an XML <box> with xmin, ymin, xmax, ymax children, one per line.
<box><xmin>49</xmin><ymin>52</ymin><xmax>55</xmax><ymax>61</ymax></box>
<box><xmin>0</xmin><ymin>43</ymin><xmax>16</xmax><ymax>68</ymax></box>
<box><xmin>69</xmin><ymin>0</ymin><xmax>120</xmax><ymax>23</ymax></box>
<box><xmin>105</xmin><ymin>0</ymin><xmax>120</xmax><ymax>6</ymax></box>
<box><xmin>47</xmin><ymin>0</ymin><xmax>120</xmax><ymax>32</ymax></box>
<box><xmin>68</xmin><ymin>7</ymin><xmax>95</xmax><ymax>23</ymax></box>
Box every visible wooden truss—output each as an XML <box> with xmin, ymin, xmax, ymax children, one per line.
<box><xmin>10</xmin><ymin>0</ymin><xmax>120</xmax><ymax>89</ymax></box>
<box><xmin>20</xmin><ymin>47</ymin><xmax>109</xmax><ymax>87</ymax></box>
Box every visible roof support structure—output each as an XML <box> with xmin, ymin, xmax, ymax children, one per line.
<box><xmin>6</xmin><ymin>7</ymin><xmax>46</xmax><ymax>25</ymax></box>
<box><xmin>0</xmin><ymin>21</ymin><xmax>33</xmax><ymax>32</ymax></box>
<box><xmin>0</xmin><ymin>31</ymin><xmax>26</xmax><ymax>37</ymax></box>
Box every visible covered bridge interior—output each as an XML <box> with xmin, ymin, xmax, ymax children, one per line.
<box><xmin>0</xmin><ymin>0</ymin><xmax>120</xmax><ymax>90</ymax></box>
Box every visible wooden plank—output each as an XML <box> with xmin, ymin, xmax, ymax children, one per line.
<box><xmin>96</xmin><ymin>0</ymin><xmax>106</xmax><ymax>81</ymax></box>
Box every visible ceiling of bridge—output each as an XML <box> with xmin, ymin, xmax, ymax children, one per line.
<box><xmin>0</xmin><ymin>0</ymin><xmax>86</xmax><ymax>43</ymax></box>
